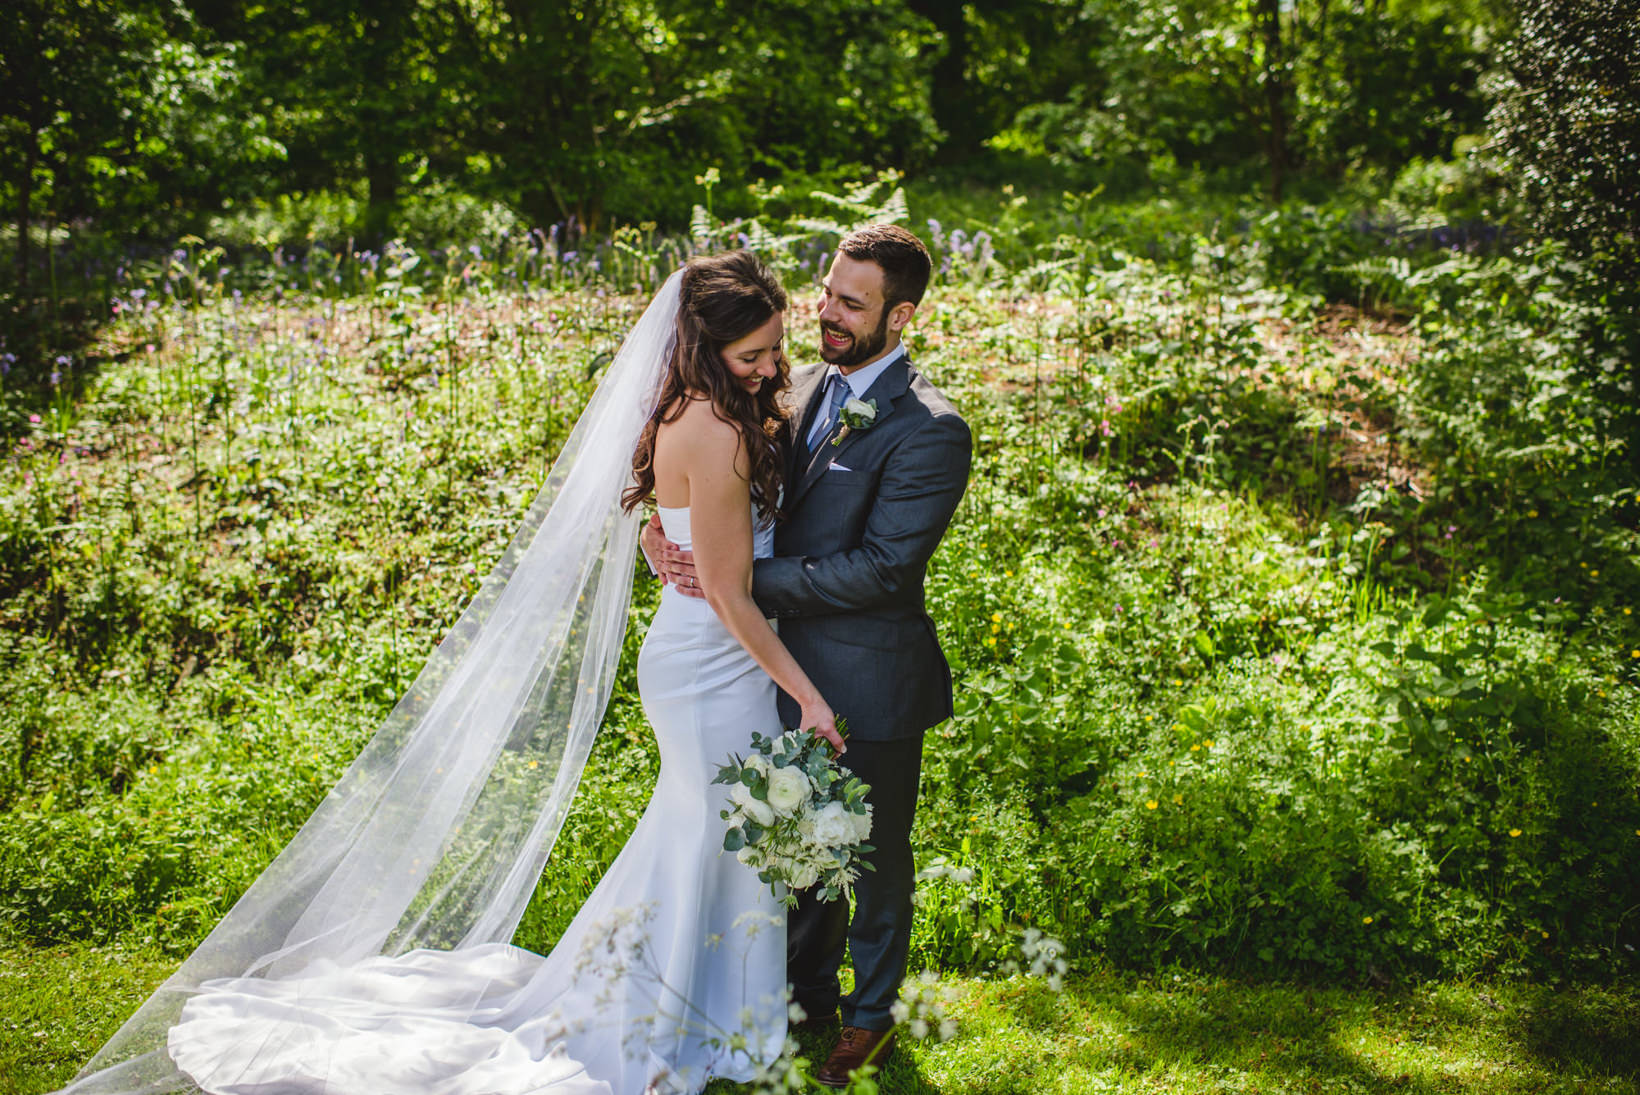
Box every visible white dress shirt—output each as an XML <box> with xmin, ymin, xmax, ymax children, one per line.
<box><xmin>805</xmin><ymin>344</ymin><xmax>906</xmax><ymax>450</ymax></box>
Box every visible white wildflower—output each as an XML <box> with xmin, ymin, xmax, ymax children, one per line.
<box><xmin>896</xmin><ymin>969</ymin><xmax>960</xmax><ymax>1044</ymax></box>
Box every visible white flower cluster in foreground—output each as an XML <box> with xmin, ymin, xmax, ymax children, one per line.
<box><xmin>714</xmin><ymin>728</ymin><xmax>873</xmax><ymax>906</ymax></box>
<box><xmin>891</xmin><ymin>970</ymin><xmax>960</xmax><ymax>1042</ymax></box>
<box><xmin>1003</xmin><ymin>927</ymin><xmax>1069</xmax><ymax>992</ymax></box>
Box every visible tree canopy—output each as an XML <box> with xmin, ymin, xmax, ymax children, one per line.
<box><xmin>1</xmin><ymin>0</ymin><xmax>1519</xmax><ymax>258</ymax></box>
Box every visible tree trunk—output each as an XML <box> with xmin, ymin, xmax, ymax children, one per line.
<box><xmin>907</xmin><ymin>0</ymin><xmax>977</xmax><ymax>159</ymax></box>
<box><xmin>1256</xmin><ymin>0</ymin><xmax>1290</xmax><ymax>202</ymax></box>
<box><xmin>15</xmin><ymin>125</ymin><xmax>35</xmax><ymax>295</ymax></box>
<box><xmin>363</xmin><ymin>147</ymin><xmax>398</xmax><ymax>247</ymax></box>
<box><xmin>11</xmin><ymin>12</ymin><xmax>43</xmax><ymax>295</ymax></box>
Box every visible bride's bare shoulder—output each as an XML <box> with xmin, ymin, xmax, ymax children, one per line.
<box><xmin>658</xmin><ymin>395</ymin><xmax>741</xmax><ymax>458</ymax></box>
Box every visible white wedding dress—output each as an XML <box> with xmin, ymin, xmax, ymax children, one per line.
<box><xmin>166</xmin><ymin>506</ymin><xmax>787</xmax><ymax>1095</ymax></box>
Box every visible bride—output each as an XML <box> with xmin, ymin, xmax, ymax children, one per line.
<box><xmin>59</xmin><ymin>251</ymin><xmax>839</xmax><ymax>1095</ymax></box>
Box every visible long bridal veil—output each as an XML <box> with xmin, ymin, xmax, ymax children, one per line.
<box><xmin>62</xmin><ymin>272</ymin><xmax>685</xmax><ymax>1095</ymax></box>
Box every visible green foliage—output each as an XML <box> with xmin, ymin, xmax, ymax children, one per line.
<box><xmin>1490</xmin><ymin>0</ymin><xmax>1640</xmax><ymax>271</ymax></box>
<box><xmin>993</xmin><ymin>0</ymin><xmax>1492</xmax><ymax>199</ymax></box>
<box><xmin>1</xmin><ymin>181</ymin><xmax>1636</xmax><ymax>992</ymax></box>
<box><xmin>1484</xmin><ymin>0</ymin><xmax>1640</xmax><ymax>474</ymax></box>
<box><xmin>0</xmin><ymin>0</ymin><xmax>280</xmax><ymax>257</ymax></box>
<box><xmin>0</xmin><ymin>0</ymin><xmax>1518</xmax><ymax>298</ymax></box>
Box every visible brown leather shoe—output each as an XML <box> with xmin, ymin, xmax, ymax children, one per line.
<box><xmin>815</xmin><ymin>1025</ymin><xmax>896</xmax><ymax>1088</ymax></box>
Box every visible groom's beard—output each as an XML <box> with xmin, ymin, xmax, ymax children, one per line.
<box><xmin>819</xmin><ymin>308</ymin><xmax>889</xmax><ymax>369</ymax></box>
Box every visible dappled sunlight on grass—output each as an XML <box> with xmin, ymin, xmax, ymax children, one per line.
<box><xmin>895</xmin><ymin>973</ymin><xmax>1640</xmax><ymax>1094</ymax></box>
<box><xmin>11</xmin><ymin>945</ymin><xmax>1634</xmax><ymax>1095</ymax></box>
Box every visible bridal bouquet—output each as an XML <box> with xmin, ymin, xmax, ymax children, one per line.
<box><xmin>714</xmin><ymin>726</ymin><xmax>873</xmax><ymax>906</ymax></box>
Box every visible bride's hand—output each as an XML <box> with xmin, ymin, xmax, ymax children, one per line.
<box><xmin>799</xmin><ymin>699</ymin><xmax>845</xmax><ymax>755</ymax></box>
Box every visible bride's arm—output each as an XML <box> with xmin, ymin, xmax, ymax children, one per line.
<box><xmin>676</xmin><ymin>403</ymin><xmax>844</xmax><ymax>752</ymax></box>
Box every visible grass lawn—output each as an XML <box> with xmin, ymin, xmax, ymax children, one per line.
<box><xmin>6</xmin><ymin>944</ymin><xmax>1634</xmax><ymax>1095</ymax></box>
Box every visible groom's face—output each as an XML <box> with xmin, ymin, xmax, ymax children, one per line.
<box><xmin>816</xmin><ymin>254</ymin><xmax>892</xmax><ymax>372</ymax></box>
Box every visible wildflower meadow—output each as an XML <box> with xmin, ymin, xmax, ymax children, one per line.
<box><xmin>1</xmin><ymin>171</ymin><xmax>1637</xmax><ymax>1092</ymax></box>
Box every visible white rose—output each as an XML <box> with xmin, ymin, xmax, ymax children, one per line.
<box><xmin>736</xmin><ymin>845</ymin><xmax>762</xmax><ymax>867</ymax></box>
<box><xmin>810</xmin><ymin>801</ymin><xmax>853</xmax><ymax>847</ymax></box>
<box><xmin>843</xmin><ymin>397</ymin><xmax>876</xmax><ymax>422</ymax></box>
<box><xmin>745</xmin><ymin>754</ymin><xmax>773</xmax><ymax>779</ymax></box>
<box><xmin>847</xmin><ymin>804</ymin><xmax>873</xmax><ymax>843</ymax></box>
<box><xmin>765</xmin><ymin>766</ymin><xmax>810</xmax><ymax>815</ymax></box>
<box><xmin>730</xmin><ymin>782</ymin><xmax>775</xmax><ymax>828</ymax></box>
<box><xmin>786</xmin><ymin>860</ymin><xmax>820</xmax><ymax>891</ymax></box>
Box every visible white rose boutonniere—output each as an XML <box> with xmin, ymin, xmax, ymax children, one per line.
<box><xmin>832</xmin><ymin>397</ymin><xmax>878</xmax><ymax>445</ymax></box>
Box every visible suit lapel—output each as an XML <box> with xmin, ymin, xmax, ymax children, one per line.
<box><xmin>783</xmin><ymin>363</ymin><xmax>830</xmax><ymax>490</ymax></box>
<box><xmin>789</xmin><ymin>355</ymin><xmax>912</xmax><ymax>509</ymax></box>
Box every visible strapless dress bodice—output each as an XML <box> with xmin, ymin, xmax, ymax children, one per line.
<box><xmin>657</xmin><ymin>504</ymin><xmax>775</xmax><ymax>559</ymax></box>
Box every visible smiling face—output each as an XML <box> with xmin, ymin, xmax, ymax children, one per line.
<box><xmin>720</xmin><ymin>312</ymin><xmax>786</xmax><ymax>393</ymax></box>
<box><xmin>816</xmin><ymin>253</ymin><xmax>915</xmax><ymax>373</ymax></box>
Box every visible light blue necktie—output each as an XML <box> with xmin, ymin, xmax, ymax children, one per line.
<box><xmin>806</xmin><ymin>373</ymin><xmax>850</xmax><ymax>451</ymax></box>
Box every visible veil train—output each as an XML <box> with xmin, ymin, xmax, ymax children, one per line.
<box><xmin>60</xmin><ymin>272</ymin><xmax>685</xmax><ymax>1095</ymax></box>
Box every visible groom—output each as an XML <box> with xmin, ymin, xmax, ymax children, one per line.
<box><xmin>645</xmin><ymin>223</ymin><xmax>971</xmax><ymax>1085</ymax></box>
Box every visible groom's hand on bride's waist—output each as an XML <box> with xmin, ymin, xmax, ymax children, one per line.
<box><xmin>641</xmin><ymin>513</ymin><xmax>705</xmax><ymax>598</ymax></box>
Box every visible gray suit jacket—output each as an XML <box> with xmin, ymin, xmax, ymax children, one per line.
<box><xmin>752</xmin><ymin>355</ymin><xmax>972</xmax><ymax>741</ymax></box>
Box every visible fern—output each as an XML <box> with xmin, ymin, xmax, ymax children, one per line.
<box><xmin>689</xmin><ymin>204</ymin><xmax>714</xmax><ymax>243</ymax></box>
<box><xmin>794</xmin><ymin>172</ymin><xmax>909</xmax><ymax>237</ymax></box>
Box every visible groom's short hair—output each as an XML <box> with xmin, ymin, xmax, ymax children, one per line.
<box><xmin>838</xmin><ymin>224</ymin><xmax>932</xmax><ymax>309</ymax></box>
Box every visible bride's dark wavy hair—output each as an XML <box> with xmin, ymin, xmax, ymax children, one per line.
<box><xmin>622</xmin><ymin>251</ymin><xmax>791</xmax><ymax>516</ymax></box>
